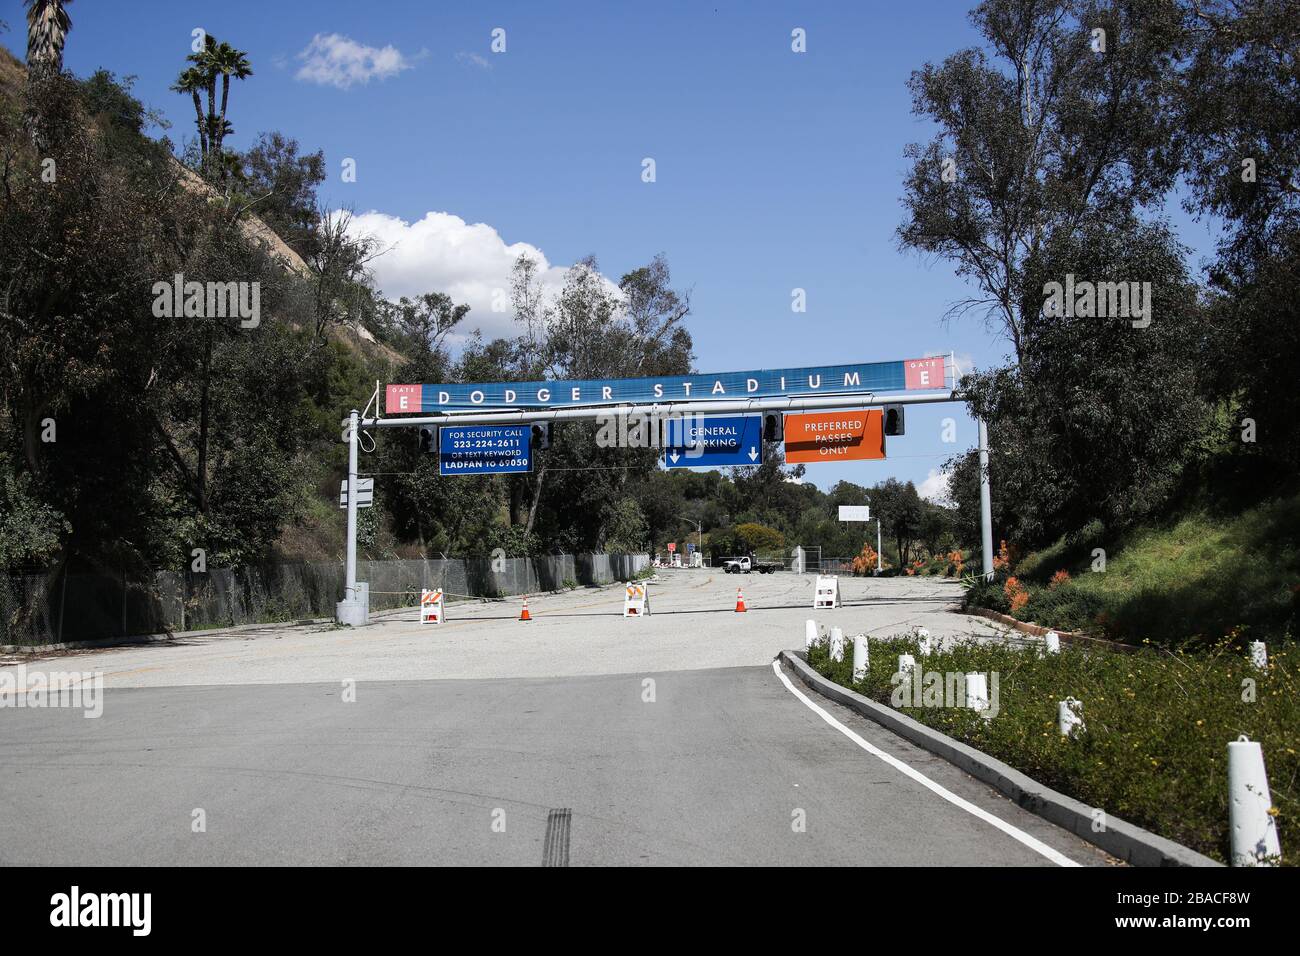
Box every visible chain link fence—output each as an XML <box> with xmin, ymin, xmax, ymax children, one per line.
<box><xmin>1</xmin><ymin>553</ymin><xmax>649</xmax><ymax>648</ymax></box>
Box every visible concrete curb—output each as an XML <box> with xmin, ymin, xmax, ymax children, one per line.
<box><xmin>1</xmin><ymin>615</ymin><xmax>335</xmax><ymax>655</ymax></box>
<box><xmin>2</xmin><ymin>580</ymin><xmax>643</xmax><ymax>652</ymax></box>
<box><xmin>2</xmin><ymin>632</ymin><xmax>178</xmax><ymax>654</ymax></box>
<box><xmin>779</xmin><ymin>649</ymin><xmax>1221</xmax><ymax>868</ymax></box>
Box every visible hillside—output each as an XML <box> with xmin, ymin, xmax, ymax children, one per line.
<box><xmin>0</xmin><ymin>41</ymin><xmax>405</xmax><ymax>370</ymax></box>
<box><xmin>967</xmin><ymin>491</ymin><xmax>1300</xmax><ymax>647</ymax></box>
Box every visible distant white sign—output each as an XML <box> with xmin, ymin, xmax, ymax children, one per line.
<box><xmin>838</xmin><ymin>505</ymin><xmax>871</xmax><ymax>522</ymax></box>
<box><xmin>339</xmin><ymin>478</ymin><xmax>374</xmax><ymax>509</ymax></box>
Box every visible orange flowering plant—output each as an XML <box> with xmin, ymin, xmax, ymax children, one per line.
<box><xmin>1003</xmin><ymin>575</ymin><xmax>1030</xmax><ymax>614</ymax></box>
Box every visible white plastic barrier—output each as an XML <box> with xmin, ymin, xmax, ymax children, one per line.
<box><xmin>1058</xmin><ymin>697</ymin><xmax>1084</xmax><ymax>737</ymax></box>
<box><xmin>829</xmin><ymin>626</ymin><xmax>845</xmax><ymax>662</ymax></box>
<box><xmin>965</xmin><ymin>672</ymin><xmax>990</xmax><ymax>715</ymax></box>
<box><xmin>1228</xmin><ymin>736</ymin><xmax>1281</xmax><ymax>866</ymax></box>
<box><xmin>420</xmin><ymin>588</ymin><xmax>444</xmax><ymax>625</ymax></box>
<box><xmin>804</xmin><ymin>619</ymin><xmax>818</xmax><ymax>650</ymax></box>
<box><xmin>852</xmin><ymin>635</ymin><xmax>869</xmax><ymax>682</ymax></box>
<box><xmin>623</xmin><ymin>582</ymin><xmax>650</xmax><ymax>618</ymax></box>
<box><xmin>813</xmin><ymin>575</ymin><xmax>840</xmax><ymax>609</ymax></box>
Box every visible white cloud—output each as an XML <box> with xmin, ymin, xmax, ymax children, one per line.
<box><xmin>344</xmin><ymin>210</ymin><xmax>581</xmax><ymax>342</ymax></box>
<box><xmin>918</xmin><ymin>468</ymin><xmax>952</xmax><ymax>506</ymax></box>
<box><xmin>455</xmin><ymin>51</ymin><xmax>492</xmax><ymax>70</ymax></box>
<box><xmin>295</xmin><ymin>33</ymin><xmax>415</xmax><ymax>89</ymax></box>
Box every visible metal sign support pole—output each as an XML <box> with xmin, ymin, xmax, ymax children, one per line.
<box><xmin>978</xmin><ymin>417</ymin><xmax>994</xmax><ymax>582</ymax></box>
<box><xmin>336</xmin><ymin>408</ymin><xmax>368</xmax><ymax>625</ymax></box>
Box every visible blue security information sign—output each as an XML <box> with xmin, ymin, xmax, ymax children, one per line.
<box><xmin>662</xmin><ymin>415</ymin><xmax>762</xmax><ymax>468</ymax></box>
<box><xmin>439</xmin><ymin>425</ymin><xmax>532</xmax><ymax>475</ymax></box>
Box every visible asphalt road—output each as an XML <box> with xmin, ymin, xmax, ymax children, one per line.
<box><xmin>0</xmin><ymin>572</ymin><xmax>1108</xmax><ymax>866</ymax></box>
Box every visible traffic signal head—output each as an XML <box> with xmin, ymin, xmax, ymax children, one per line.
<box><xmin>762</xmin><ymin>412</ymin><xmax>784</xmax><ymax>443</ymax></box>
<box><xmin>417</xmin><ymin>426</ymin><xmax>436</xmax><ymax>453</ymax></box>
<box><xmin>883</xmin><ymin>404</ymin><xmax>905</xmax><ymax>436</ymax></box>
<box><xmin>530</xmin><ymin>422</ymin><xmax>552</xmax><ymax>450</ymax></box>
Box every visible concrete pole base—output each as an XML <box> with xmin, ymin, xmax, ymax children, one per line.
<box><xmin>335</xmin><ymin>600</ymin><xmax>368</xmax><ymax>627</ymax></box>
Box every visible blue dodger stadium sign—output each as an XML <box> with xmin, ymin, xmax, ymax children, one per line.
<box><xmin>386</xmin><ymin>357</ymin><xmax>947</xmax><ymax>413</ymax></box>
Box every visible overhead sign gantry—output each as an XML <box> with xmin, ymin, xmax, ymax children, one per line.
<box><xmin>335</xmin><ymin>352</ymin><xmax>993</xmax><ymax>625</ymax></box>
<box><xmin>383</xmin><ymin>356</ymin><xmax>948</xmax><ymax>412</ymax></box>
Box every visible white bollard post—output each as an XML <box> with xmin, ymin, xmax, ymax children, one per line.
<box><xmin>1228</xmin><ymin>736</ymin><xmax>1281</xmax><ymax>866</ymax></box>
<box><xmin>1250</xmin><ymin>641</ymin><xmax>1268</xmax><ymax>671</ymax></box>
<box><xmin>916</xmin><ymin>626</ymin><xmax>932</xmax><ymax>656</ymax></box>
<box><xmin>965</xmin><ymin>672</ymin><xmax>990</xmax><ymax>715</ymax></box>
<box><xmin>1058</xmin><ymin>697</ymin><xmax>1084</xmax><ymax>738</ymax></box>
<box><xmin>898</xmin><ymin>653</ymin><xmax>916</xmax><ymax>677</ymax></box>
<box><xmin>829</xmin><ymin>626</ymin><xmax>845</xmax><ymax>662</ymax></box>
<box><xmin>852</xmin><ymin>635</ymin><xmax>868</xmax><ymax>682</ymax></box>
<box><xmin>805</xmin><ymin>619</ymin><xmax>818</xmax><ymax>651</ymax></box>
<box><xmin>1043</xmin><ymin>631</ymin><xmax>1060</xmax><ymax>654</ymax></box>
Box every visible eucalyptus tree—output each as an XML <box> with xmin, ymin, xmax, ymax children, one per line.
<box><xmin>898</xmin><ymin>0</ymin><xmax>1184</xmax><ymax>365</ymax></box>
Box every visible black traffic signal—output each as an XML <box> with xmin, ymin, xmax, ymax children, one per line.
<box><xmin>417</xmin><ymin>426</ymin><xmax>436</xmax><ymax>453</ymax></box>
<box><xmin>530</xmin><ymin>422</ymin><xmax>552</xmax><ymax>450</ymax></box>
<box><xmin>761</xmin><ymin>412</ymin><xmax>784</xmax><ymax>443</ymax></box>
<box><xmin>883</xmin><ymin>404</ymin><xmax>905</xmax><ymax>436</ymax></box>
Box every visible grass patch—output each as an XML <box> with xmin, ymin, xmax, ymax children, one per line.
<box><xmin>807</xmin><ymin>633</ymin><xmax>1296</xmax><ymax>865</ymax></box>
<box><xmin>968</xmin><ymin>493</ymin><xmax>1300</xmax><ymax>646</ymax></box>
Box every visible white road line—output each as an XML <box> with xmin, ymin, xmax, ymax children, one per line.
<box><xmin>771</xmin><ymin>659</ymin><xmax>1081</xmax><ymax>867</ymax></box>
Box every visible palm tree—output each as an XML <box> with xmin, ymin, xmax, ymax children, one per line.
<box><xmin>24</xmin><ymin>0</ymin><xmax>73</xmax><ymax>75</ymax></box>
<box><xmin>173</xmin><ymin>35</ymin><xmax>252</xmax><ymax>174</ymax></box>
<box><xmin>207</xmin><ymin>41</ymin><xmax>253</xmax><ymax>157</ymax></box>
<box><xmin>170</xmin><ymin>66</ymin><xmax>209</xmax><ymax>157</ymax></box>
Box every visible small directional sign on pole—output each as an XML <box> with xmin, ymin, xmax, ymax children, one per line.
<box><xmin>439</xmin><ymin>424</ymin><xmax>532</xmax><ymax>476</ymax></box>
<box><xmin>338</xmin><ymin>477</ymin><xmax>374</xmax><ymax>509</ymax></box>
<box><xmin>662</xmin><ymin>415</ymin><xmax>762</xmax><ymax>468</ymax></box>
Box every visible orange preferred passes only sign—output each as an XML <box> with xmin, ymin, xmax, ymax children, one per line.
<box><xmin>783</xmin><ymin>410</ymin><xmax>885</xmax><ymax>463</ymax></box>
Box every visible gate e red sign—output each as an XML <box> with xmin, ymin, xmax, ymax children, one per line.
<box><xmin>904</xmin><ymin>357</ymin><xmax>945</xmax><ymax>390</ymax></box>
<box><xmin>385</xmin><ymin>384</ymin><xmax>421</xmax><ymax>414</ymax></box>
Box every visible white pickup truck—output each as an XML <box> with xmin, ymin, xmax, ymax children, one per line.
<box><xmin>722</xmin><ymin>555</ymin><xmax>780</xmax><ymax>574</ymax></box>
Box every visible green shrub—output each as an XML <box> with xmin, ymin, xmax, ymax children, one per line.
<box><xmin>966</xmin><ymin>494</ymin><xmax>1300</xmax><ymax>646</ymax></box>
<box><xmin>807</xmin><ymin>634</ymin><xmax>1297</xmax><ymax>864</ymax></box>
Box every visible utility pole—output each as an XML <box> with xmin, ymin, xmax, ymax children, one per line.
<box><xmin>978</xmin><ymin>417</ymin><xmax>994</xmax><ymax>582</ymax></box>
<box><xmin>678</xmin><ymin>514</ymin><xmax>702</xmax><ymax>554</ymax></box>
<box><xmin>336</xmin><ymin>408</ymin><xmax>368</xmax><ymax>625</ymax></box>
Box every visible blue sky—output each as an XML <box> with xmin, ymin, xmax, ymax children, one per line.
<box><xmin>1</xmin><ymin>0</ymin><xmax>1223</xmax><ymax>498</ymax></box>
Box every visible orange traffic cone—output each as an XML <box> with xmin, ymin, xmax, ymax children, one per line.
<box><xmin>734</xmin><ymin>586</ymin><xmax>747</xmax><ymax>613</ymax></box>
<box><xmin>519</xmin><ymin>595</ymin><xmax>532</xmax><ymax>622</ymax></box>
